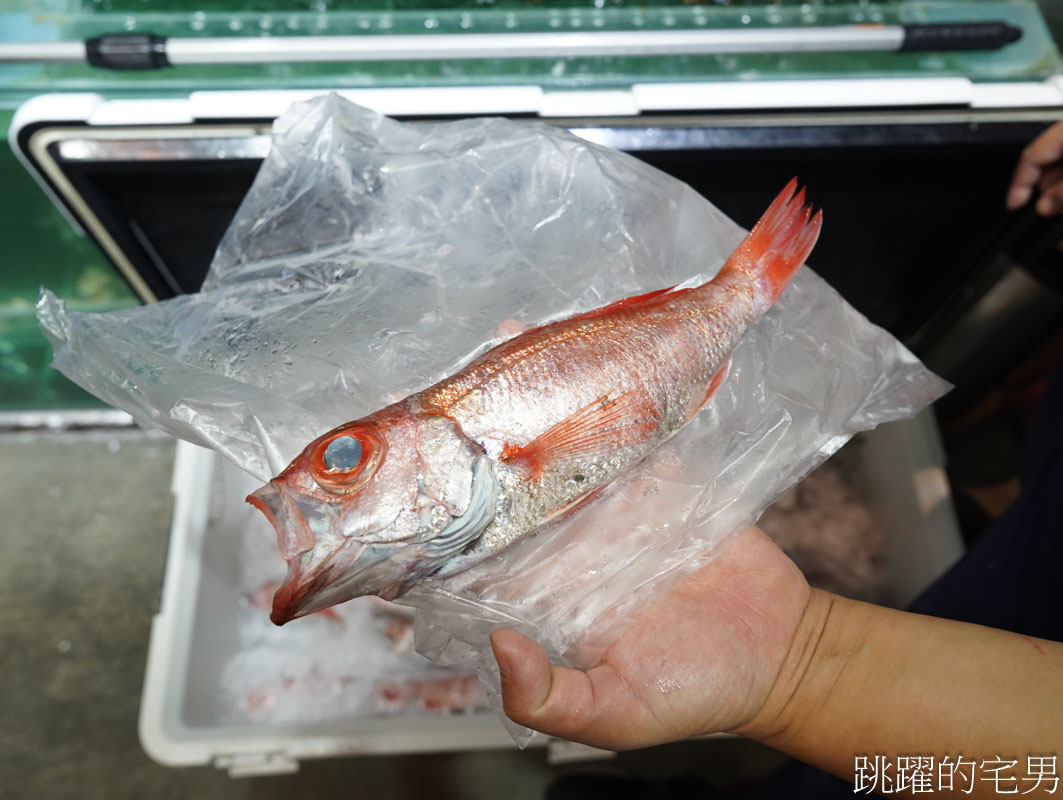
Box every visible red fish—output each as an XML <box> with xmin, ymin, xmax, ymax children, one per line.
<box><xmin>249</xmin><ymin>179</ymin><xmax>821</xmax><ymax>624</ymax></box>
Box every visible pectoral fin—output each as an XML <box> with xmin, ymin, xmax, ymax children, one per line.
<box><xmin>501</xmin><ymin>390</ymin><xmax>660</xmax><ymax>480</ymax></box>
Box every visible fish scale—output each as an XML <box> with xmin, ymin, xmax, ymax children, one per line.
<box><xmin>428</xmin><ymin>279</ymin><xmax>760</xmax><ymax>572</ymax></box>
<box><xmin>249</xmin><ymin>178</ymin><xmax>821</xmax><ymax>623</ymax></box>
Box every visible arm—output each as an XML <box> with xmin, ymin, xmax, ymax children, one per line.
<box><xmin>739</xmin><ymin>589</ymin><xmax>1063</xmax><ymax>793</ymax></box>
<box><xmin>492</xmin><ymin>528</ymin><xmax>1063</xmax><ymax>797</ymax></box>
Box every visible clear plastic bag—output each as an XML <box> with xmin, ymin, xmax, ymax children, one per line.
<box><xmin>38</xmin><ymin>94</ymin><xmax>948</xmax><ymax>744</ymax></box>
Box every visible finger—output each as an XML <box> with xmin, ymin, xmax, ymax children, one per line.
<box><xmin>1036</xmin><ymin>181</ymin><xmax>1063</xmax><ymax>217</ymax></box>
<box><xmin>1007</xmin><ymin>164</ymin><xmax>1040</xmax><ymax>210</ymax></box>
<box><xmin>490</xmin><ymin>628</ymin><xmax>629</xmax><ymax>746</ymax></box>
<box><xmin>1007</xmin><ymin>122</ymin><xmax>1063</xmax><ymax>209</ymax></box>
<box><xmin>1037</xmin><ymin>166</ymin><xmax>1063</xmax><ymax>195</ymax></box>
<box><xmin>1036</xmin><ymin>166</ymin><xmax>1063</xmax><ymax>216</ymax></box>
<box><xmin>491</xmin><ymin>628</ymin><xmax>593</xmax><ymax>731</ymax></box>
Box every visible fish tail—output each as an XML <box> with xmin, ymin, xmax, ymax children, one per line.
<box><xmin>718</xmin><ymin>177</ymin><xmax>822</xmax><ymax>306</ymax></box>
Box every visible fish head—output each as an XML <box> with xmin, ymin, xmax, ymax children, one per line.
<box><xmin>247</xmin><ymin>409</ymin><xmax>497</xmax><ymax>624</ymax></box>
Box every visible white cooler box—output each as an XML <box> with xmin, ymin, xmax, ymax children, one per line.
<box><xmin>139</xmin><ymin>410</ymin><xmax>964</xmax><ymax>777</ymax></box>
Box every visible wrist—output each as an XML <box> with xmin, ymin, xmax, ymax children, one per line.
<box><xmin>730</xmin><ymin>589</ymin><xmax>860</xmax><ymax>747</ymax></box>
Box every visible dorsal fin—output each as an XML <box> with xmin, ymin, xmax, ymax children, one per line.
<box><xmin>580</xmin><ymin>286</ymin><xmax>681</xmax><ymax>318</ymax></box>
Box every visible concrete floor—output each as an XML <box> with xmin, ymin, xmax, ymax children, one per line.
<box><xmin>0</xmin><ymin>429</ymin><xmax>788</xmax><ymax>800</ymax></box>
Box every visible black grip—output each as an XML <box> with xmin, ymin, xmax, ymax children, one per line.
<box><xmin>900</xmin><ymin>21</ymin><xmax>1022</xmax><ymax>52</ymax></box>
<box><xmin>86</xmin><ymin>33</ymin><xmax>169</xmax><ymax>70</ymax></box>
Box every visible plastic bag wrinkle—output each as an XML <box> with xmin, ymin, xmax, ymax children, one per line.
<box><xmin>37</xmin><ymin>93</ymin><xmax>948</xmax><ymax>746</ymax></box>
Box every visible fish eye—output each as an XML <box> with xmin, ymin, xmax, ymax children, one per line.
<box><xmin>323</xmin><ymin>435</ymin><xmax>362</xmax><ymax>472</ymax></box>
<box><xmin>310</xmin><ymin>424</ymin><xmax>387</xmax><ymax>494</ymax></box>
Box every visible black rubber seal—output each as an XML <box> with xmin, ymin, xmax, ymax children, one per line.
<box><xmin>85</xmin><ymin>33</ymin><xmax>170</xmax><ymax>70</ymax></box>
<box><xmin>899</xmin><ymin>22</ymin><xmax>1022</xmax><ymax>52</ymax></box>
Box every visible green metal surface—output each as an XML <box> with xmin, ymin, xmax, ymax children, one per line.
<box><xmin>0</xmin><ymin>109</ymin><xmax>138</xmax><ymax>410</ymax></box>
<box><xmin>1040</xmin><ymin>0</ymin><xmax>1063</xmax><ymax>51</ymax></box>
<box><xmin>0</xmin><ymin>0</ymin><xmax>1059</xmax><ymax>99</ymax></box>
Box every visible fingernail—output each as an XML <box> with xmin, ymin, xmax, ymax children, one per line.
<box><xmin>1006</xmin><ymin>188</ymin><xmax>1028</xmax><ymax>210</ymax></box>
<box><xmin>490</xmin><ymin>632</ymin><xmax>511</xmax><ymax>680</ymax></box>
<box><xmin>1036</xmin><ymin>195</ymin><xmax>1054</xmax><ymax>216</ymax></box>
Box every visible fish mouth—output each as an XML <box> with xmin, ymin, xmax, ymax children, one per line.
<box><xmin>247</xmin><ymin>482</ymin><xmax>318</xmax><ymax>562</ymax></box>
<box><xmin>269</xmin><ymin>546</ymin><xmax>400</xmax><ymax>624</ymax></box>
<box><xmin>248</xmin><ymin>481</ymin><xmax>393</xmax><ymax>624</ymax></box>
<box><xmin>249</xmin><ymin>456</ymin><xmax>498</xmax><ymax>626</ymax></box>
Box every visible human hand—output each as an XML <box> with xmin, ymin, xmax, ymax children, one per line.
<box><xmin>488</xmin><ymin>526</ymin><xmax>812</xmax><ymax>750</ymax></box>
<box><xmin>1006</xmin><ymin>121</ymin><xmax>1063</xmax><ymax>215</ymax></box>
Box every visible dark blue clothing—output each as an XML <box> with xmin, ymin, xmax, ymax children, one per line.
<box><xmin>907</xmin><ymin>359</ymin><xmax>1063</xmax><ymax>642</ymax></box>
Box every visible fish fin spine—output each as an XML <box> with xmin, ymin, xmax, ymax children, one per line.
<box><xmin>501</xmin><ymin>390</ymin><xmax>660</xmax><ymax>480</ymax></box>
<box><xmin>547</xmin><ymin>286</ymin><xmax>682</xmax><ymax>329</ymax></box>
<box><xmin>543</xmin><ymin>484</ymin><xmax>608</xmax><ymax>523</ymax></box>
<box><xmin>719</xmin><ymin>177</ymin><xmax>822</xmax><ymax>305</ymax></box>
<box><xmin>695</xmin><ymin>358</ymin><xmax>731</xmax><ymax>414</ymax></box>
<box><xmin>588</xmin><ymin>286</ymin><xmax>679</xmax><ymax>315</ymax></box>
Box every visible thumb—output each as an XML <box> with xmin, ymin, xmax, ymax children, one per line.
<box><xmin>490</xmin><ymin>628</ymin><xmax>553</xmax><ymax>716</ymax></box>
<box><xmin>489</xmin><ymin>628</ymin><xmax>614</xmax><ymax>744</ymax></box>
